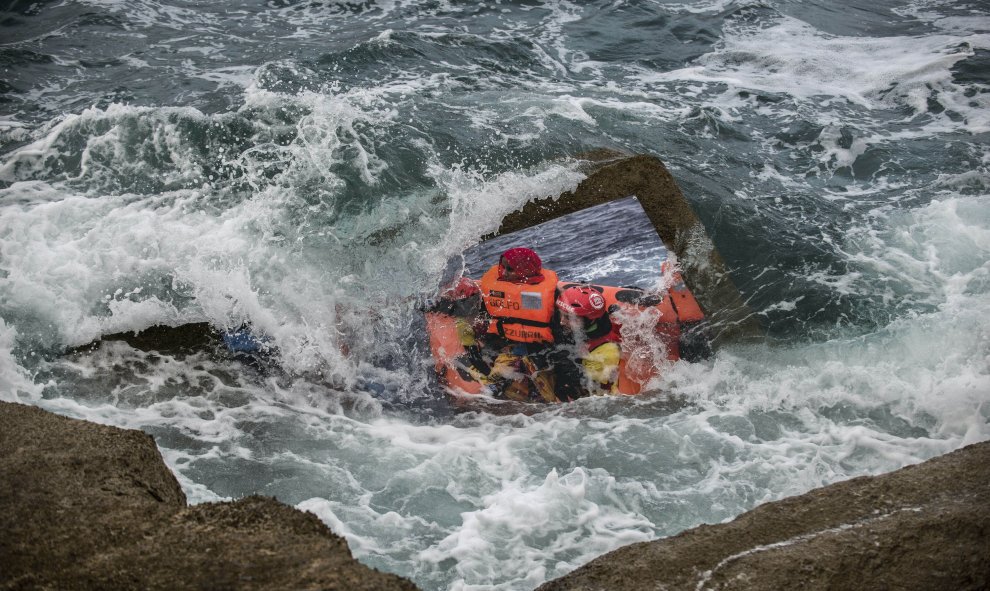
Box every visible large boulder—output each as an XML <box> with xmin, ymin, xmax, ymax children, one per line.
<box><xmin>0</xmin><ymin>401</ymin><xmax>419</xmax><ymax>591</ymax></box>
<box><xmin>538</xmin><ymin>440</ymin><xmax>990</xmax><ymax>591</ymax></box>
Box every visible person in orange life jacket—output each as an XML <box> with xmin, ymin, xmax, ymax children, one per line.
<box><xmin>554</xmin><ymin>285</ymin><xmax>623</xmax><ymax>396</ymax></box>
<box><xmin>432</xmin><ymin>275</ymin><xmax>492</xmax><ymax>382</ymax></box>
<box><xmin>477</xmin><ymin>247</ymin><xmax>561</xmax><ymax>402</ymax></box>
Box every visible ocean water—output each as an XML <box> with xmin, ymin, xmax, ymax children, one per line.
<box><xmin>460</xmin><ymin>196</ymin><xmax>672</xmax><ymax>288</ymax></box>
<box><xmin>1</xmin><ymin>1</ymin><xmax>988</xmax><ymax>589</ymax></box>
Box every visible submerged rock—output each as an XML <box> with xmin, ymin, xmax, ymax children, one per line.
<box><xmin>538</xmin><ymin>440</ymin><xmax>990</xmax><ymax>591</ymax></box>
<box><xmin>0</xmin><ymin>401</ymin><xmax>419</xmax><ymax>591</ymax></box>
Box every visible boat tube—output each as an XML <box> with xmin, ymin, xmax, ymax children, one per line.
<box><xmin>426</xmin><ymin>267</ymin><xmax>709</xmax><ymax>400</ymax></box>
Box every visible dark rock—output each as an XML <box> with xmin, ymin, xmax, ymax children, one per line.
<box><xmin>538</xmin><ymin>440</ymin><xmax>990</xmax><ymax>591</ymax></box>
<box><xmin>64</xmin><ymin>322</ymin><xmax>221</xmax><ymax>357</ymax></box>
<box><xmin>0</xmin><ymin>401</ymin><xmax>420</xmax><ymax>591</ymax></box>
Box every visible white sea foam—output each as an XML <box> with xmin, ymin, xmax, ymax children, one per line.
<box><xmin>420</xmin><ymin>468</ymin><xmax>654</xmax><ymax>590</ymax></box>
<box><xmin>895</xmin><ymin>0</ymin><xmax>990</xmax><ymax>35</ymax></box>
<box><xmin>428</xmin><ymin>161</ymin><xmax>585</xmax><ymax>268</ymax></box>
<box><xmin>290</xmin><ymin>412</ymin><xmax>663</xmax><ymax>589</ymax></box>
<box><xmin>0</xmin><ymin>318</ymin><xmax>41</xmax><ymax>402</ymax></box>
<box><xmin>0</xmin><ymin>183</ymin><xmax>232</xmax><ymax>347</ymax></box>
<box><xmin>0</xmin><ymin>87</ymin><xmax>592</xmax><ymax>394</ymax></box>
<box><xmin>664</xmin><ymin>192</ymin><xmax>990</xmax><ymax>447</ymax></box>
<box><xmin>637</xmin><ymin>14</ymin><xmax>990</xmax><ymax>135</ymax></box>
<box><xmin>709</xmin><ymin>16</ymin><xmax>983</xmax><ymax>109</ymax></box>
<box><xmin>76</xmin><ymin>0</ymin><xmax>219</xmax><ymax>32</ymax></box>
<box><xmin>7</xmin><ymin>167</ymin><xmax>987</xmax><ymax>591</ymax></box>
<box><xmin>0</xmin><ymin>89</ymin><xmax>370</xmax><ymax>368</ymax></box>
<box><xmin>661</xmin><ymin>0</ymin><xmax>766</xmax><ymax>15</ymax></box>
<box><xmin>0</xmin><ymin>103</ymin><xmax>211</xmax><ymax>186</ymax></box>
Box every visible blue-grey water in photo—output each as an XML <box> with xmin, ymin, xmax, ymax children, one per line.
<box><xmin>1</xmin><ymin>2</ymin><xmax>988</xmax><ymax>589</ymax></box>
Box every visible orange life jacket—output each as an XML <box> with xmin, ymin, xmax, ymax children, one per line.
<box><xmin>480</xmin><ymin>265</ymin><xmax>558</xmax><ymax>343</ymax></box>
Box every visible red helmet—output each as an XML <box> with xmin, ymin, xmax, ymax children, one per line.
<box><xmin>498</xmin><ymin>247</ymin><xmax>543</xmax><ymax>283</ymax></box>
<box><xmin>556</xmin><ymin>286</ymin><xmax>607</xmax><ymax>320</ymax></box>
<box><xmin>446</xmin><ymin>276</ymin><xmax>480</xmax><ymax>299</ymax></box>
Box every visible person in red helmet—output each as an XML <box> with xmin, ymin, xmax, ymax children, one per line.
<box><xmin>438</xmin><ymin>250</ymin><xmax>625</xmax><ymax>402</ymax></box>
<box><xmin>432</xmin><ymin>275</ymin><xmax>492</xmax><ymax>383</ymax></box>
<box><xmin>436</xmin><ymin>276</ymin><xmax>483</xmax><ymax>317</ymax></box>
<box><xmin>495</xmin><ymin>247</ymin><xmax>546</xmax><ymax>284</ymax></box>
<box><xmin>554</xmin><ymin>285</ymin><xmax>623</xmax><ymax>396</ymax></box>
<box><xmin>475</xmin><ymin>247</ymin><xmax>561</xmax><ymax>402</ymax></box>
<box><xmin>479</xmin><ymin>247</ymin><xmax>558</xmax><ymax>344</ymax></box>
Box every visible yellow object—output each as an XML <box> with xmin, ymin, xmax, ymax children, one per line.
<box><xmin>488</xmin><ymin>351</ymin><xmax>560</xmax><ymax>403</ymax></box>
<box><xmin>582</xmin><ymin>342</ymin><xmax>621</xmax><ymax>390</ymax></box>
<box><xmin>522</xmin><ymin>356</ymin><xmax>558</xmax><ymax>403</ymax></box>
<box><xmin>491</xmin><ymin>353</ymin><xmax>529</xmax><ymax>401</ymax></box>
<box><xmin>458</xmin><ymin>360</ymin><xmax>490</xmax><ymax>385</ymax></box>
<box><xmin>531</xmin><ymin>369</ymin><xmax>558</xmax><ymax>402</ymax></box>
<box><xmin>502</xmin><ymin>380</ymin><xmax>531</xmax><ymax>402</ymax></box>
<box><xmin>454</xmin><ymin>318</ymin><xmax>476</xmax><ymax>347</ymax></box>
<box><xmin>490</xmin><ymin>352</ymin><xmax>524</xmax><ymax>381</ymax></box>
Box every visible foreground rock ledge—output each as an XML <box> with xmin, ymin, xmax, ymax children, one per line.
<box><xmin>539</xmin><ymin>439</ymin><xmax>990</xmax><ymax>591</ymax></box>
<box><xmin>0</xmin><ymin>401</ymin><xmax>419</xmax><ymax>591</ymax></box>
<box><xmin>3</xmin><ymin>400</ymin><xmax>987</xmax><ymax>591</ymax></box>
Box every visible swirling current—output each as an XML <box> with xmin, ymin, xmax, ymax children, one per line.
<box><xmin>1</xmin><ymin>1</ymin><xmax>988</xmax><ymax>590</ymax></box>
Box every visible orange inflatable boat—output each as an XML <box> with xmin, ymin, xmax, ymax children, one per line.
<box><xmin>425</xmin><ymin>269</ymin><xmax>708</xmax><ymax>400</ymax></box>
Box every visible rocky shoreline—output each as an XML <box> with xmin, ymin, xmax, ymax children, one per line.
<box><xmin>539</xmin><ymin>438</ymin><xmax>990</xmax><ymax>591</ymax></box>
<box><xmin>0</xmin><ymin>401</ymin><xmax>418</xmax><ymax>591</ymax></box>
<box><xmin>3</xmin><ymin>400</ymin><xmax>987</xmax><ymax>590</ymax></box>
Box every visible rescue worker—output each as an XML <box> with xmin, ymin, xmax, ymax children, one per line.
<box><xmin>554</xmin><ymin>285</ymin><xmax>623</xmax><ymax>396</ymax></box>
<box><xmin>432</xmin><ymin>275</ymin><xmax>492</xmax><ymax>383</ymax></box>
<box><xmin>477</xmin><ymin>247</ymin><xmax>560</xmax><ymax>402</ymax></box>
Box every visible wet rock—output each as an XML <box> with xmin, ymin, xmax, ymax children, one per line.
<box><xmin>538</xmin><ymin>440</ymin><xmax>990</xmax><ymax>591</ymax></box>
<box><xmin>3</xmin><ymin>400</ymin><xmax>986</xmax><ymax>591</ymax></box>
<box><xmin>0</xmin><ymin>401</ymin><xmax>419</xmax><ymax>591</ymax></box>
<box><xmin>61</xmin><ymin>322</ymin><xmax>221</xmax><ymax>359</ymax></box>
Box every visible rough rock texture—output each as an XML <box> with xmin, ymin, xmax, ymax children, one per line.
<box><xmin>497</xmin><ymin>151</ymin><xmax>761</xmax><ymax>345</ymax></box>
<box><xmin>538</xmin><ymin>440</ymin><xmax>990</xmax><ymax>591</ymax></box>
<box><xmin>0</xmin><ymin>401</ymin><xmax>419</xmax><ymax>591</ymax></box>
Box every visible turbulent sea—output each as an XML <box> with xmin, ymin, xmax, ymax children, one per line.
<box><xmin>1</xmin><ymin>1</ymin><xmax>988</xmax><ymax>589</ymax></box>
